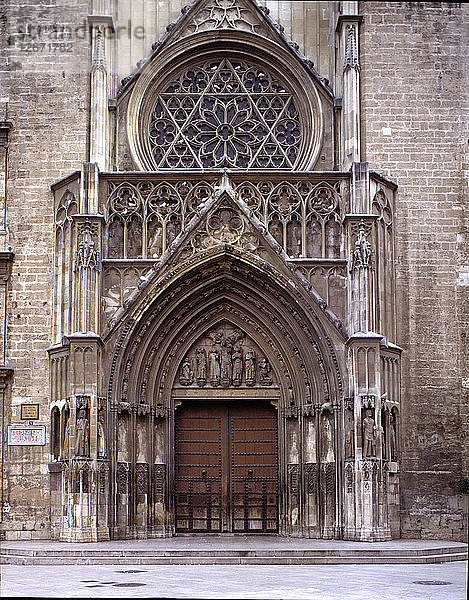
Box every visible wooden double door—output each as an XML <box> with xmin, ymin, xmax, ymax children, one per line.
<box><xmin>175</xmin><ymin>401</ymin><xmax>278</xmax><ymax>533</ymax></box>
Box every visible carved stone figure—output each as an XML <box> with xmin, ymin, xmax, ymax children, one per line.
<box><xmin>97</xmin><ymin>411</ymin><xmax>106</xmax><ymax>458</ymax></box>
<box><xmin>270</xmin><ymin>221</ymin><xmax>282</xmax><ymax>246</ymax></box>
<box><xmin>244</xmin><ymin>348</ymin><xmax>256</xmax><ymax>386</ymax></box>
<box><xmin>76</xmin><ymin>410</ymin><xmax>89</xmax><ymax>457</ymax></box>
<box><xmin>209</xmin><ymin>349</ymin><xmax>221</xmax><ymax>386</ymax></box>
<box><xmin>127</xmin><ymin>219</ymin><xmax>142</xmax><ymax>258</ymax></box>
<box><xmin>75</xmin><ymin>228</ymin><xmax>98</xmax><ymax>270</ymax></box>
<box><xmin>196</xmin><ymin>348</ymin><xmax>207</xmax><ymax>386</ymax></box>
<box><xmin>148</xmin><ymin>223</ymin><xmax>163</xmax><ymax>258</ymax></box>
<box><xmin>167</xmin><ymin>222</ymin><xmax>177</xmax><ymax>247</ymax></box>
<box><xmin>363</xmin><ymin>409</ymin><xmax>377</xmax><ymax>457</ymax></box>
<box><xmin>108</xmin><ymin>219</ymin><xmax>124</xmax><ymax>258</ymax></box>
<box><xmin>352</xmin><ymin>221</ymin><xmax>373</xmax><ymax>269</ymax></box>
<box><xmin>179</xmin><ymin>357</ymin><xmax>194</xmax><ymax>386</ymax></box>
<box><xmin>232</xmin><ymin>346</ymin><xmax>243</xmax><ymax>386</ymax></box>
<box><xmin>63</xmin><ymin>414</ymin><xmax>70</xmax><ymax>459</ymax></box>
<box><xmin>258</xmin><ymin>357</ymin><xmax>272</xmax><ymax>385</ymax></box>
<box><xmin>292</xmin><ymin>223</ymin><xmax>302</xmax><ymax>258</ymax></box>
<box><xmin>345</xmin><ymin>411</ymin><xmax>354</xmax><ymax>459</ymax></box>
<box><xmin>321</xmin><ymin>413</ymin><xmax>334</xmax><ymax>462</ymax></box>
<box><xmin>221</xmin><ymin>339</ymin><xmax>233</xmax><ymax>386</ymax></box>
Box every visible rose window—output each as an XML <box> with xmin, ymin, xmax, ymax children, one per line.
<box><xmin>148</xmin><ymin>59</ymin><xmax>302</xmax><ymax>170</ymax></box>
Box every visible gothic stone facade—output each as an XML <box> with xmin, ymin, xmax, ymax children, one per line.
<box><xmin>0</xmin><ymin>1</ymin><xmax>467</xmax><ymax>542</ymax></box>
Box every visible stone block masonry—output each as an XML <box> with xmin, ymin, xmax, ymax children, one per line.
<box><xmin>361</xmin><ymin>1</ymin><xmax>468</xmax><ymax>541</ymax></box>
<box><xmin>0</xmin><ymin>0</ymin><xmax>90</xmax><ymax>538</ymax></box>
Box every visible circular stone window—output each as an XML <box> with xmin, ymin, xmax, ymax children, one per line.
<box><xmin>126</xmin><ymin>35</ymin><xmax>324</xmax><ymax>171</ymax></box>
<box><xmin>148</xmin><ymin>58</ymin><xmax>302</xmax><ymax>170</ymax></box>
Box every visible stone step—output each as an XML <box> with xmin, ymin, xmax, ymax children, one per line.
<box><xmin>0</xmin><ymin>545</ymin><xmax>465</xmax><ymax>557</ymax></box>
<box><xmin>1</xmin><ymin>551</ymin><xmax>466</xmax><ymax>565</ymax></box>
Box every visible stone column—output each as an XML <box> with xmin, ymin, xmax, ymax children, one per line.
<box><xmin>0</xmin><ymin>368</ymin><xmax>13</xmax><ymax>529</ymax></box>
<box><xmin>57</xmin><ymin>155</ymin><xmax>107</xmax><ymax>541</ymax></box>
<box><xmin>336</xmin><ymin>7</ymin><xmax>362</xmax><ymax>170</ymax></box>
<box><xmin>343</xmin><ymin>160</ymin><xmax>393</xmax><ymax>539</ymax></box>
<box><xmin>87</xmin><ymin>16</ymin><xmax>114</xmax><ymax>171</ymax></box>
<box><xmin>0</xmin><ymin>112</ymin><xmax>12</xmax><ymax>251</ymax></box>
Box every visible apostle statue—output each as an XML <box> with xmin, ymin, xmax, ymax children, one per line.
<box><xmin>76</xmin><ymin>409</ymin><xmax>89</xmax><ymax>457</ymax></box>
<box><xmin>258</xmin><ymin>357</ymin><xmax>272</xmax><ymax>385</ymax></box>
<box><xmin>232</xmin><ymin>346</ymin><xmax>243</xmax><ymax>387</ymax></box>
<box><xmin>196</xmin><ymin>348</ymin><xmax>207</xmax><ymax>386</ymax></box>
<box><xmin>244</xmin><ymin>349</ymin><xmax>256</xmax><ymax>386</ymax></box>
<box><xmin>179</xmin><ymin>357</ymin><xmax>193</xmax><ymax>386</ymax></box>
<box><xmin>363</xmin><ymin>409</ymin><xmax>377</xmax><ymax>457</ymax></box>
<box><xmin>209</xmin><ymin>349</ymin><xmax>221</xmax><ymax>386</ymax></box>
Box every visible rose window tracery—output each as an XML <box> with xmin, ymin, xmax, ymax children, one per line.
<box><xmin>149</xmin><ymin>59</ymin><xmax>302</xmax><ymax>170</ymax></box>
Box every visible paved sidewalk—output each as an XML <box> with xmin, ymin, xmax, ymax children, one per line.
<box><xmin>0</xmin><ymin>562</ymin><xmax>467</xmax><ymax>599</ymax></box>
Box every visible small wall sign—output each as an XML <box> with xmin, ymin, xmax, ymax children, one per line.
<box><xmin>8</xmin><ymin>425</ymin><xmax>46</xmax><ymax>446</ymax></box>
<box><xmin>20</xmin><ymin>404</ymin><xmax>39</xmax><ymax>420</ymax></box>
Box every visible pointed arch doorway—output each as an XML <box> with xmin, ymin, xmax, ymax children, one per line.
<box><xmin>107</xmin><ymin>250</ymin><xmax>344</xmax><ymax>540</ymax></box>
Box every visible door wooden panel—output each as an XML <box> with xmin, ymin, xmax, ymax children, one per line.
<box><xmin>175</xmin><ymin>402</ymin><xmax>278</xmax><ymax>533</ymax></box>
<box><xmin>230</xmin><ymin>405</ymin><xmax>278</xmax><ymax>533</ymax></box>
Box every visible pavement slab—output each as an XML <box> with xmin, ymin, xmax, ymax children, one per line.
<box><xmin>0</xmin><ymin>562</ymin><xmax>467</xmax><ymax>599</ymax></box>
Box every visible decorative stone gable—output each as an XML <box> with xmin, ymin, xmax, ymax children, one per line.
<box><xmin>172</xmin><ymin>0</ymin><xmax>274</xmax><ymax>42</ymax></box>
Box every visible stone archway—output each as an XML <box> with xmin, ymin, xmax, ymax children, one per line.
<box><xmin>105</xmin><ymin>249</ymin><xmax>345</xmax><ymax>539</ymax></box>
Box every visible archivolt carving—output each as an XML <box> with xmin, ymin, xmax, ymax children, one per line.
<box><xmin>114</xmin><ymin>289</ymin><xmax>338</xmax><ymax>416</ymax></box>
<box><xmin>108</xmin><ymin>251</ymin><xmax>345</xmax><ymax>411</ymax></box>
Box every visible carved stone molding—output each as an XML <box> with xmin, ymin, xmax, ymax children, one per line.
<box><xmin>360</xmin><ymin>394</ymin><xmax>376</xmax><ymax>409</ymax></box>
<box><xmin>75</xmin><ymin>395</ymin><xmax>91</xmax><ymax>410</ymax></box>
<box><xmin>302</xmin><ymin>403</ymin><xmax>315</xmax><ymax>417</ymax></box>
<box><xmin>344</xmin><ymin>24</ymin><xmax>360</xmax><ymax>71</ymax></box>
<box><xmin>74</xmin><ymin>223</ymin><xmax>100</xmax><ymax>271</ymax></box>
<box><xmin>108</xmin><ymin>257</ymin><xmax>344</xmax><ymax>415</ymax></box>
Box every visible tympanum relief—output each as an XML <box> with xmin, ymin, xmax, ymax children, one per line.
<box><xmin>175</xmin><ymin>323</ymin><xmax>276</xmax><ymax>389</ymax></box>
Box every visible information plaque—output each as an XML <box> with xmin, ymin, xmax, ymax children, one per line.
<box><xmin>8</xmin><ymin>425</ymin><xmax>46</xmax><ymax>446</ymax></box>
<box><xmin>20</xmin><ymin>404</ymin><xmax>39</xmax><ymax>420</ymax></box>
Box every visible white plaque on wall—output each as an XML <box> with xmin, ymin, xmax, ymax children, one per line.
<box><xmin>8</xmin><ymin>425</ymin><xmax>46</xmax><ymax>446</ymax></box>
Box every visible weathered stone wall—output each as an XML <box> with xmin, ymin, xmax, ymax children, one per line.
<box><xmin>360</xmin><ymin>1</ymin><xmax>468</xmax><ymax>541</ymax></box>
<box><xmin>0</xmin><ymin>0</ymin><xmax>89</xmax><ymax>539</ymax></box>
